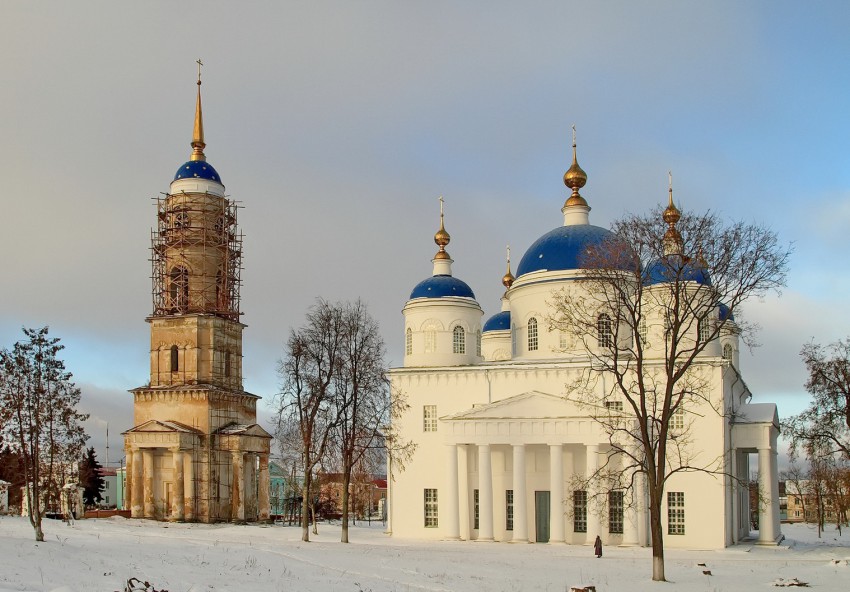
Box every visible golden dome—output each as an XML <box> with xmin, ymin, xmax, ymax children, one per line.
<box><xmin>563</xmin><ymin>128</ymin><xmax>589</xmax><ymax>208</ymax></box>
<box><xmin>433</xmin><ymin>196</ymin><xmax>451</xmax><ymax>259</ymax></box>
<box><xmin>662</xmin><ymin>173</ymin><xmax>683</xmax><ymax>255</ymax></box>
<box><xmin>502</xmin><ymin>245</ymin><xmax>514</xmax><ymax>288</ymax></box>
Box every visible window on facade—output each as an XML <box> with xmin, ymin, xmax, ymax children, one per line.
<box><xmin>597</xmin><ymin>313</ymin><xmax>613</xmax><ymax>348</ymax></box>
<box><xmin>637</xmin><ymin>316</ymin><xmax>648</xmax><ymax>347</ymax></box>
<box><xmin>453</xmin><ymin>325</ymin><xmax>466</xmax><ymax>354</ymax></box>
<box><xmin>671</xmin><ymin>406</ymin><xmax>685</xmax><ymax>430</ymax></box>
<box><xmin>424</xmin><ymin>489</ymin><xmax>438</xmax><ymax>527</ymax></box>
<box><xmin>423</xmin><ymin>405</ymin><xmax>437</xmax><ymax>432</ymax></box>
<box><xmin>170</xmin><ymin>345</ymin><xmax>179</xmax><ymax>372</ymax></box>
<box><xmin>573</xmin><ymin>490</ymin><xmax>588</xmax><ymax>533</ymax></box>
<box><xmin>224</xmin><ymin>351</ymin><xmax>231</xmax><ymax>378</ymax></box>
<box><xmin>604</xmin><ymin>400</ymin><xmax>624</xmax><ymax>413</ymax></box>
<box><xmin>559</xmin><ymin>331</ymin><xmax>568</xmax><ymax>349</ymax></box>
<box><xmin>506</xmin><ymin>489</ymin><xmax>514</xmax><ymax>531</ymax></box>
<box><xmin>405</xmin><ymin>328</ymin><xmax>413</xmax><ymax>356</ymax></box>
<box><xmin>474</xmin><ymin>489</ymin><xmax>480</xmax><ymax>530</ymax></box>
<box><xmin>609</xmin><ymin>491</ymin><xmax>624</xmax><ymax>534</ymax></box>
<box><xmin>528</xmin><ymin>317</ymin><xmax>539</xmax><ymax>351</ymax></box>
<box><xmin>476</xmin><ymin>330</ymin><xmax>482</xmax><ymax>357</ymax></box>
<box><xmin>424</xmin><ymin>329</ymin><xmax>437</xmax><ymax>354</ymax></box>
<box><xmin>698</xmin><ymin>317</ymin><xmax>711</xmax><ymax>343</ymax></box>
<box><xmin>667</xmin><ymin>491</ymin><xmax>685</xmax><ymax>535</ymax></box>
<box><xmin>723</xmin><ymin>343</ymin><xmax>733</xmax><ymax>361</ymax></box>
<box><xmin>169</xmin><ymin>267</ymin><xmax>189</xmax><ymax>311</ymax></box>
<box><xmin>172</xmin><ymin>210</ymin><xmax>188</xmax><ymax>229</ymax></box>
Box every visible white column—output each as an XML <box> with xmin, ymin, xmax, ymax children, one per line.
<box><xmin>142</xmin><ymin>449</ymin><xmax>155</xmax><ymax>519</ymax></box>
<box><xmin>183</xmin><ymin>451</ymin><xmax>194</xmax><ymax>521</ymax></box>
<box><xmin>585</xmin><ymin>444</ymin><xmax>600</xmax><ymax>544</ymax></box>
<box><xmin>385</xmin><ymin>454</ymin><xmax>393</xmax><ymax>534</ymax></box>
<box><xmin>258</xmin><ymin>454</ymin><xmax>271</xmax><ymax>522</ymax></box>
<box><xmin>549</xmin><ymin>444</ymin><xmax>565</xmax><ymax>543</ymax></box>
<box><xmin>621</xmin><ymin>447</ymin><xmax>639</xmax><ymax>546</ymax></box>
<box><xmin>445</xmin><ymin>444</ymin><xmax>460</xmax><ymax>539</ymax></box>
<box><xmin>172</xmin><ymin>449</ymin><xmax>185</xmax><ymax>521</ymax></box>
<box><xmin>511</xmin><ymin>444</ymin><xmax>528</xmax><ymax>542</ymax></box>
<box><xmin>131</xmin><ymin>449</ymin><xmax>143</xmax><ymax>518</ymax></box>
<box><xmin>231</xmin><ymin>451</ymin><xmax>245</xmax><ymax>522</ymax></box>
<box><xmin>635</xmin><ymin>468</ymin><xmax>647</xmax><ymax>546</ymax></box>
<box><xmin>757</xmin><ymin>447</ymin><xmax>779</xmax><ymax>544</ymax></box>
<box><xmin>478</xmin><ymin>444</ymin><xmax>494</xmax><ymax>541</ymax></box>
<box><xmin>458</xmin><ymin>445</ymin><xmax>470</xmax><ymax>540</ymax></box>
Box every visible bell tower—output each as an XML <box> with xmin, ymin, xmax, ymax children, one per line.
<box><xmin>124</xmin><ymin>62</ymin><xmax>271</xmax><ymax>524</ymax></box>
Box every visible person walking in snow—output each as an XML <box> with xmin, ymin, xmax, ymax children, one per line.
<box><xmin>594</xmin><ymin>535</ymin><xmax>602</xmax><ymax>558</ymax></box>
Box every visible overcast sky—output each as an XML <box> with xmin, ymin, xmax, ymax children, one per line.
<box><xmin>2</xmin><ymin>1</ymin><xmax>849</xmax><ymax>467</ymax></box>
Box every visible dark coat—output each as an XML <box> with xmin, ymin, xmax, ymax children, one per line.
<box><xmin>594</xmin><ymin>535</ymin><xmax>602</xmax><ymax>557</ymax></box>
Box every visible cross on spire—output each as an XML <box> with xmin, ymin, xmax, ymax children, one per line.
<box><xmin>196</xmin><ymin>59</ymin><xmax>203</xmax><ymax>85</ymax></box>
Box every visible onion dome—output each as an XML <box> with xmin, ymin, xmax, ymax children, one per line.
<box><xmin>662</xmin><ymin>172</ymin><xmax>682</xmax><ymax>256</ymax></box>
<box><xmin>172</xmin><ymin>60</ymin><xmax>223</xmax><ymax>185</ymax></box>
<box><xmin>518</xmin><ymin>129</ymin><xmax>631</xmax><ymax>277</ymax></box>
<box><xmin>517</xmin><ymin>224</ymin><xmax>626</xmax><ymax>276</ymax></box>
<box><xmin>644</xmin><ymin>255</ymin><xmax>711</xmax><ymax>286</ymax></box>
<box><xmin>408</xmin><ymin>197</ymin><xmax>477</xmax><ymax>301</ymax></box>
<box><xmin>563</xmin><ymin>126</ymin><xmax>588</xmax><ymax>209</ymax></box>
<box><xmin>483</xmin><ymin>311</ymin><xmax>511</xmax><ymax>332</ymax></box>
<box><xmin>502</xmin><ymin>245</ymin><xmax>515</xmax><ymax>289</ymax></box>
<box><xmin>718</xmin><ymin>302</ymin><xmax>735</xmax><ymax>322</ymax></box>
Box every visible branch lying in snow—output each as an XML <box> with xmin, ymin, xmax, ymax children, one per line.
<box><xmin>772</xmin><ymin>578</ymin><xmax>810</xmax><ymax>587</ymax></box>
<box><xmin>119</xmin><ymin>577</ymin><xmax>169</xmax><ymax>592</ymax></box>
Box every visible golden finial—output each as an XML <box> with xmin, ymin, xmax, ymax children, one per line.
<box><xmin>502</xmin><ymin>244</ymin><xmax>515</xmax><ymax>289</ymax></box>
<box><xmin>563</xmin><ymin>124</ymin><xmax>588</xmax><ymax>208</ymax></box>
<box><xmin>433</xmin><ymin>196</ymin><xmax>451</xmax><ymax>260</ymax></box>
<box><xmin>190</xmin><ymin>59</ymin><xmax>206</xmax><ymax>162</ymax></box>
<box><xmin>663</xmin><ymin>171</ymin><xmax>683</xmax><ymax>255</ymax></box>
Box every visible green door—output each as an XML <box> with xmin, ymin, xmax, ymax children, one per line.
<box><xmin>535</xmin><ymin>491</ymin><xmax>550</xmax><ymax>543</ymax></box>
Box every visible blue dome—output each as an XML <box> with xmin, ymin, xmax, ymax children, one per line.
<box><xmin>173</xmin><ymin>160</ymin><xmax>222</xmax><ymax>183</ymax></box>
<box><xmin>644</xmin><ymin>256</ymin><xmax>711</xmax><ymax>286</ymax></box>
<box><xmin>718</xmin><ymin>302</ymin><xmax>735</xmax><ymax>322</ymax></box>
<box><xmin>516</xmin><ymin>224</ymin><xmax>627</xmax><ymax>277</ymax></box>
<box><xmin>483</xmin><ymin>310</ymin><xmax>511</xmax><ymax>333</ymax></box>
<box><xmin>409</xmin><ymin>275</ymin><xmax>476</xmax><ymax>300</ymax></box>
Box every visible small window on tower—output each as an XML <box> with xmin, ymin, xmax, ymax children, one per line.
<box><xmin>170</xmin><ymin>345</ymin><xmax>179</xmax><ymax>372</ymax></box>
<box><xmin>225</xmin><ymin>351</ymin><xmax>231</xmax><ymax>377</ymax></box>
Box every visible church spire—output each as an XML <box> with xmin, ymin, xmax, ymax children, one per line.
<box><xmin>562</xmin><ymin>125</ymin><xmax>591</xmax><ymax>225</ymax></box>
<box><xmin>432</xmin><ymin>196</ymin><xmax>454</xmax><ymax>276</ymax></box>
<box><xmin>190</xmin><ymin>59</ymin><xmax>206</xmax><ymax>162</ymax></box>
<box><xmin>502</xmin><ymin>244</ymin><xmax>514</xmax><ymax>290</ymax></box>
<box><xmin>663</xmin><ymin>171</ymin><xmax>684</xmax><ymax>256</ymax></box>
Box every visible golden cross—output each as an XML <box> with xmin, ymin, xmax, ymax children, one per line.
<box><xmin>572</xmin><ymin>124</ymin><xmax>577</xmax><ymax>147</ymax></box>
<box><xmin>196</xmin><ymin>59</ymin><xmax>203</xmax><ymax>84</ymax></box>
<box><xmin>439</xmin><ymin>195</ymin><xmax>444</xmax><ymax>218</ymax></box>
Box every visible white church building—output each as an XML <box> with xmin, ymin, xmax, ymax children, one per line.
<box><xmin>387</xmin><ymin>142</ymin><xmax>781</xmax><ymax>549</ymax></box>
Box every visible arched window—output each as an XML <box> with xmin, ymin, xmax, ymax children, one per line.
<box><xmin>424</xmin><ymin>329</ymin><xmax>437</xmax><ymax>353</ymax></box>
<box><xmin>453</xmin><ymin>326</ymin><xmax>466</xmax><ymax>354</ymax></box>
<box><xmin>170</xmin><ymin>345</ymin><xmax>179</xmax><ymax>372</ymax></box>
<box><xmin>723</xmin><ymin>343</ymin><xmax>733</xmax><ymax>361</ymax></box>
<box><xmin>527</xmin><ymin>318</ymin><xmax>538</xmax><ymax>351</ymax></box>
<box><xmin>475</xmin><ymin>330</ymin><xmax>482</xmax><ymax>357</ymax></box>
<box><xmin>169</xmin><ymin>266</ymin><xmax>189</xmax><ymax>312</ymax></box>
<box><xmin>698</xmin><ymin>318</ymin><xmax>711</xmax><ymax>343</ymax></box>
<box><xmin>173</xmin><ymin>210</ymin><xmax>188</xmax><ymax>229</ymax></box>
<box><xmin>597</xmin><ymin>313</ymin><xmax>613</xmax><ymax>348</ymax></box>
<box><xmin>405</xmin><ymin>328</ymin><xmax>413</xmax><ymax>356</ymax></box>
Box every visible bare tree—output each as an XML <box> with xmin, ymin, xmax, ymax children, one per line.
<box><xmin>0</xmin><ymin>327</ymin><xmax>89</xmax><ymax>541</ymax></box>
<box><xmin>785</xmin><ymin>338</ymin><xmax>850</xmax><ymax>461</ymax></box>
<box><xmin>334</xmin><ymin>301</ymin><xmax>394</xmax><ymax>543</ymax></box>
<box><xmin>275</xmin><ymin>301</ymin><xmax>344</xmax><ymax>542</ymax></box>
<box><xmin>547</xmin><ymin>201</ymin><xmax>789</xmax><ymax>581</ymax></box>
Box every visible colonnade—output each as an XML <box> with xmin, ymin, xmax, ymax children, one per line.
<box><xmin>443</xmin><ymin>442</ymin><xmax>644</xmax><ymax>545</ymax></box>
<box><xmin>126</xmin><ymin>447</ymin><xmax>271</xmax><ymax>522</ymax></box>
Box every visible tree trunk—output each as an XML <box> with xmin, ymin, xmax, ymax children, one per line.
<box><xmin>340</xmin><ymin>467</ymin><xmax>352</xmax><ymax>543</ymax></box>
<box><xmin>311</xmin><ymin>501</ymin><xmax>318</xmax><ymax>535</ymax></box>
<box><xmin>649</xmin><ymin>496</ymin><xmax>666</xmax><ymax>581</ymax></box>
<box><xmin>300</xmin><ymin>479</ymin><xmax>310</xmax><ymax>542</ymax></box>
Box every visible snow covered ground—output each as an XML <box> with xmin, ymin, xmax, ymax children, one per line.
<box><xmin>0</xmin><ymin>516</ymin><xmax>848</xmax><ymax>592</ymax></box>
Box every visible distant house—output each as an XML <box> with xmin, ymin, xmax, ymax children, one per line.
<box><xmin>0</xmin><ymin>480</ymin><xmax>10</xmax><ymax>514</ymax></box>
<box><xmin>97</xmin><ymin>468</ymin><xmax>118</xmax><ymax>508</ymax></box>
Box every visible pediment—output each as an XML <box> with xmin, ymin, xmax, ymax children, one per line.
<box><xmin>215</xmin><ymin>423</ymin><xmax>273</xmax><ymax>439</ymax></box>
<box><xmin>443</xmin><ymin>391</ymin><xmax>580</xmax><ymax>421</ymax></box>
<box><xmin>123</xmin><ymin>419</ymin><xmax>200</xmax><ymax>434</ymax></box>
